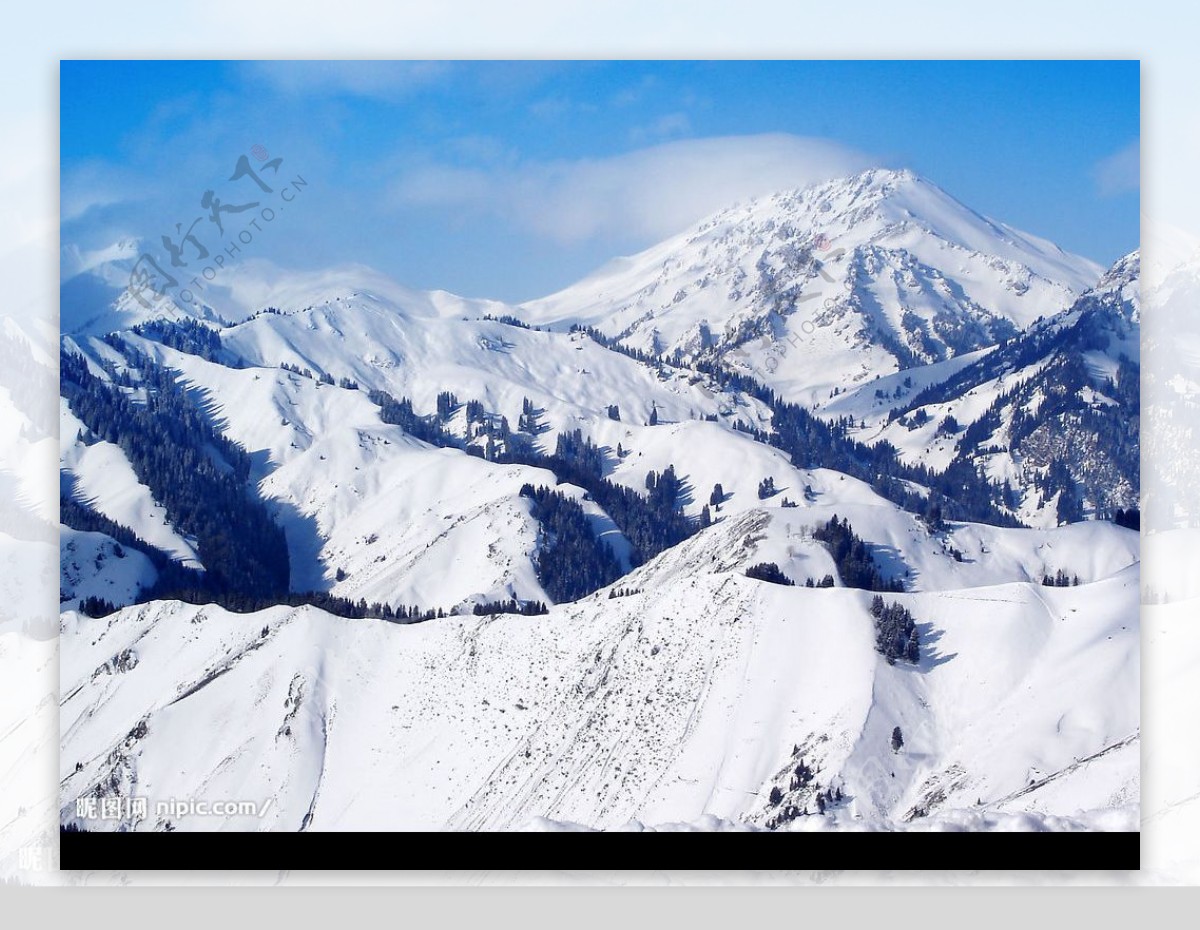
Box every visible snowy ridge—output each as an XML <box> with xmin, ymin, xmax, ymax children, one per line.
<box><xmin>60</xmin><ymin>540</ymin><xmax>1137</xmax><ymax>831</ymax></box>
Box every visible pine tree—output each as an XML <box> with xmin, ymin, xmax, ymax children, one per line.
<box><xmin>745</xmin><ymin>562</ymin><xmax>794</xmax><ymax>586</ymax></box>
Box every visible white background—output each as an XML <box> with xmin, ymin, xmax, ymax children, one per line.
<box><xmin>2</xmin><ymin>0</ymin><xmax>1198</xmax><ymax>918</ymax></box>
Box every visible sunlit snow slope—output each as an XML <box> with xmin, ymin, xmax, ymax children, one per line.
<box><xmin>60</xmin><ymin>511</ymin><xmax>1137</xmax><ymax>832</ymax></box>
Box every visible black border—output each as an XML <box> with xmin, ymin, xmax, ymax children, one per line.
<box><xmin>60</xmin><ymin>829</ymin><xmax>1140</xmax><ymax>871</ymax></box>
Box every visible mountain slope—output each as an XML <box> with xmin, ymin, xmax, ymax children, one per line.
<box><xmin>519</xmin><ymin>169</ymin><xmax>1103</xmax><ymax>407</ymax></box>
<box><xmin>852</xmin><ymin>251</ymin><xmax>1140</xmax><ymax>526</ymax></box>
<box><xmin>59</xmin><ymin>517</ymin><xmax>1137</xmax><ymax>832</ymax></box>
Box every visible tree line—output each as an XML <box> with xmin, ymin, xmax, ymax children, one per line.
<box><xmin>62</xmin><ymin>345</ymin><xmax>290</xmax><ymax>599</ymax></box>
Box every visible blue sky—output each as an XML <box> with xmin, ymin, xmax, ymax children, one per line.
<box><xmin>61</xmin><ymin>60</ymin><xmax>1139</xmax><ymax>302</ymax></box>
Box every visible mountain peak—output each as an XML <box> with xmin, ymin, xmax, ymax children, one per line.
<box><xmin>521</xmin><ymin>167</ymin><xmax>1105</xmax><ymax>391</ymax></box>
<box><xmin>1096</xmin><ymin>250</ymin><xmax>1140</xmax><ymax>291</ymax></box>
<box><xmin>813</xmin><ymin>164</ymin><xmax>921</xmax><ymax>195</ymax></box>
<box><xmin>1080</xmin><ymin>250</ymin><xmax>1140</xmax><ymax>324</ymax></box>
<box><xmin>698</xmin><ymin>165</ymin><xmax>925</xmax><ymax>232</ymax></box>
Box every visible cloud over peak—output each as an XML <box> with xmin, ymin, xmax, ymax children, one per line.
<box><xmin>390</xmin><ymin>133</ymin><xmax>877</xmax><ymax>243</ymax></box>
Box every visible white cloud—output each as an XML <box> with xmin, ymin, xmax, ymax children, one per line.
<box><xmin>1093</xmin><ymin>139</ymin><xmax>1140</xmax><ymax>197</ymax></box>
<box><xmin>390</xmin><ymin>133</ymin><xmax>875</xmax><ymax>243</ymax></box>
<box><xmin>59</xmin><ymin>162</ymin><xmax>141</xmax><ymax>224</ymax></box>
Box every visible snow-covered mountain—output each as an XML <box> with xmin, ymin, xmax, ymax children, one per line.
<box><xmin>60</xmin><ymin>511</ymin><xmax>1138</xmax><ymax>832</ymax></box>
<box><xmin>838</xmin><ymin>251</ymin><xmax>1140</xmax><ymax>526</ymax></box>
<box><xmin>520</xmin><ymin>168</ymin><xmax>1104</xmax><ymax>407</ymax></box>
<box><xmin>58</xmin><ymin>237</ymin><xmax>222</xmax><ymax>338</ymax></box>
<box><xmin>58</xmin><ymin>324</ymin><xmax>1139</xmax><ymax>616</ymax></box>
<box><xmin>61</xmin><ymin>315</ymin><xmax>766</xmax><ymax>612</ymax></box>
<box><xmin>57</xmin><ymin>168</ymin><xmax>1139</xmax><ymax>832</ymax></box>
